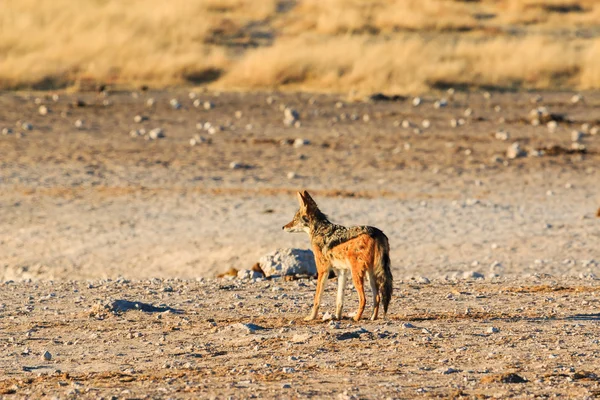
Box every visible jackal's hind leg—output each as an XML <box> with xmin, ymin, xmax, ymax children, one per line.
<box><xmin>352</xmin><ymin>270</ymin><xmax>366</xmax><ymax>321</ymax></box>
<box><xmin>368</xmin><ymin>269</ymin><xmax>381</xmax><ymax>320</ymax></box>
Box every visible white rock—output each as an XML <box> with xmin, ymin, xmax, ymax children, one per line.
<box><xmin>170</xmin><ymin>98</ymin><xmax>181</xmax><ymax>109</ymax></box>
<box><xmin>146</xmin><ymin>98</ymin><xmax>155</xmax><ymax>107</ymax></box>
<box><xmin>203</xmin><ymin>101</ymin><xmax>214</xmax><ymax>110</ymax></box>
<box><xmin>237</xmin><ymin>269</ymin><xmax>264</xmax><ymax>280</ymax></box>
<box><xmin>293</xmin><ymin>138</ymin><xmax>309</xmax><ymax>148</ymax></box>
<box><xmin>464</xmin><ymin>108</ymin><xmax>473</xmax><ymax>117</ymax></box>
<box><xmin>487</xmin><ymin>326</ymin><xmax>500</xmax><ymax>334</ymax></box>
<box><xmin>322</xmin><ymin>312</ymin><xmax>333</xmax><ymax>321</ymax></box>
<box><xmin>38</xmin><ymin>105</ymin><xmax>49</xmax><ymax>116</ymax></box>
<box><xmin>401</xmin><ymin>120</ymin><xmax>411</xmax><ymax>129</ymax></box>
<box><xmin>412</xmin><ymin>97</ymin><xmax>421</xmax><ymax>107</ymax></box>
<box><xmin>148</xmin><ymin>128</ymin><xmax>164</xmax><ymax>139</ymax></box>
<box><xmin>433</xmin><ymin>99</ymin><xmax>447</xmax><ymax>109</ymax></box>
<box><xmin>506</xmin><ymin>142</ymin><xmax>526</xmax><ymax>159</ymax></box>
<box><xmin>421</xmin><ymin>119</ymin><xmax>431</xmax><ymax>129</ymax></box>
<box><xmin>21</xmin><ymin>122</ymin><xmax>33</xmax><ymax>131</ymax></box>
<box><xmin>287</xmin><ymin>172</ymin><xmax>297</xmax><ymax>179</ymax></box>
<box><xmin>571</xmin><ymin>130</ymin><xmax>584</xmax><ymax>142</ymax></box>
<box><xmin>547</xmin><ymin>120</ymin><xmax>558</xmax><ymax>132</ymax></box>
<box><xmin>463</xmin><ymin>271</ymin><xmax>485</xmax><ymax>280</ymax></box>
<box><xmin>259</xmin><ymin>248</ymin><xmax>317</xmax><ymax>277</ymax></box>
<box><xmin>571</xmin><ymin>93</ymin><xmax>583</xmax><ymax>104</ymax></box>
<box><xmin>74</xmin><ymin>119</ymin><xmax>84</xmax><ymax>129</ymax></box>
<box><xmin>495</xmin><ymin>130</ymin><xmax>510</xmax><ymax>141</ymax></box>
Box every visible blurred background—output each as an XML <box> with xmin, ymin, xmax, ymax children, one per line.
<box><xmin>2</xmin><ymin>0</ymin><xmax>600</xmax><ymax>94</ymax></box>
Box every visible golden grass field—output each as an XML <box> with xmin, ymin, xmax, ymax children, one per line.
<box><xmin>2</xmin><ymin>0</ymin><xmax>600</xmax><ymax>93</ymax></box>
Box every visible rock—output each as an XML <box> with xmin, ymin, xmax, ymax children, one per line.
<box><xmin>232</xmin><ymin>323</ymin><xmax>265</xmax><ymax>334</ymax></box>
<box><xmin>481</xmin><ymin>373</ymin><xmax>527</xmax><ymax>384</ymax></box>
<box><xmin>506</xmin><ymin>142</ymin><xmax>526</xmax><ymax>159</ymax></box>
<box><xmin>281</xmin><ymin>383</ymin><xmax>291</xmax><ymax>389</ymax></box>
<box><xmin>495</xmin><ymin>130</ymin><xmax>510</xmax><ymax>141</ymax></box>
<box><xmin>38</xmin><ymin>105</ymin><xmax>49</xmax><ymax>115</ymax></box>
<box><xmin>463</xmin><ymin>271</ymin><xmax>485</xmax><ymax>280</ymax></box>
<box><xmin>417</xmin><ymin>276</ymin><xmax>430</xmax><ymax>284</ymax></box>
<box><xmin>146</xmin><ymin>98</ymin><xmax>155</xmax><ymax>107</ymax></box>
<box><xmin>571</xmin><ymin>130</ymin><xmax>584</xmax><ymax>142</ymax></box>
<box><xmin>2</xmin><ymin>128</ymin><xmax>13</xmax><ymax>135</ymax></box>
<box><xmin>282</xmin><ymin>367</ymin><xmax>295</xmax><ymax>374</ymax></box>
<box><xmin>402</xmin><ymin>323</ymin><xmax>416</xmax><ymax>329</ymax></box>
<box><xmin>237</xmin><ymin>269</ymin><xmax>263</xmax><ymax>280</ymax></box>
<box><xmin>148</xmin><ymin>128</ymin><xmax>164</xmax><ymax>140</ymax></box>
<box><xmin>74</xmin><ymin>119</ymin><xmax>84</xmax><ymax>129</ymax></box>
<box><xmin>286</xmin><ymin>172</ymin><xmax>297</xmax><ymax>179</ymax></box>
<box><xmin>487</xmin><ymin>326</ymin><xmax>500</xmax><ymax>334</ymax></box>
<box><xmin>42</xmin><ymin>350</ymin><xmax>52</xmax><ymax>361</ymax></box>
<box><xmin>437</xmin><ymin>367</ymin><xmax>459</xmax><ymax>375</ymax></box>
<box><xmin>421</xmin><ymin>119</ymin><xmax>431</xmax><ymax>129</ymax></box>
<box><xmin>464</xmin><ymin>108</ymin><xmax>473</xmax><ymax>117</ymax></box>
<box><xmin>571</xmin><ymin>93</ymin><xmax>583</xmax><ymax>104</ymax></box>
<box><xmin>21</xmin><ymin>122</ymin><xmax>33</xmax><ymax>131</ymax></box>
<box><xmin>291</xmin><ymin>333</ymin><xmax>312</xmax><ymax>343</ymax></box>
<box><xmin>169</xmin><ymin>98</ymin><xmax>181</xmax><ymax>109</ymax></box>
<box><xmin>433</xmin><ymin>99</ymin><xmax>447</xmax><ymax>109</ymax></box>
<box><xmin>322</xmin><ymin>312</ymin><xmax>333</xmax><ymax>321</ymax></box>
<box><xmin>284</xmin><ymin>108</ymin><xmax>299</xmax><ymax>126</ymax></box>
<box><xmin>412</xmin><ymin>97</ymin><xmax>421</xmax><ymax>107</ymax></box>
<box><xmin>133</xmin><ymin>115</ymin><xmax>147</xmax><ymax>123</ymax></box>
<box><xmin>293</xmin><ymin>138</ymin><xmax>309</xmax><ymax>148</ymax></box>
<box><xmin>259</xmin><ymin>248</ymin><xmax>317</xmax><ymax>277</ymax></box>
<box><xmin>203</xmin><ymin>101</ymin><xmax>214</xmax><ymax>110</ymax></box>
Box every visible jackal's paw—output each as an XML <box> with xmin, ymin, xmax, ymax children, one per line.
<box><xmin>303</xmin><ymin>315</ymin><xmax>316</xmax><ymax>321</ymax></box>
<box><xmin>352</xmin><ymin>315</ymin><xmax>361</xmax><ymax>322</ymax></box>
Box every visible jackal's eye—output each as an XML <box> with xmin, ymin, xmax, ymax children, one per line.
<box><xmin>301</xmin><ymin>216</ymin><xmax>308</xmax><ymax>223</ymax></box>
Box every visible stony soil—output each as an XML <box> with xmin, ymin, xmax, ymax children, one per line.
<box><xmin>1</xmin><ymin>89</ymin><xmax>599</xmax><ymax>398</ymax></box>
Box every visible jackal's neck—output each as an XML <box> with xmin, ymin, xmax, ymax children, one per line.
<box><xmin>307</xmin><ymin>216</ymin><xmax>334</xmax><ymax>242</ymax></box>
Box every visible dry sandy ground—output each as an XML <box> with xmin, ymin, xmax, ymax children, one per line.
<box><xmin>0</xmin><ymin>89</ymin><xmax>599</xmax><ymax>398</ymax></box>
<box><xmin>2</xmin><ymin>277</ymin><xmax>600</xmax><ymax>399</ymax></box>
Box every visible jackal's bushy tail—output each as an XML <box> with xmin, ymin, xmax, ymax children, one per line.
<box><xmin>374</xmin><ymin>234</ymin><xmax>393</xmax><ymax>316</ymax></box>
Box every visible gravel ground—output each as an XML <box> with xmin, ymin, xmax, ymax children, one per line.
<box><xmin>1</xmin><ymin>89</ymin><xmax>599</xmax><ymax>398</ymax></box>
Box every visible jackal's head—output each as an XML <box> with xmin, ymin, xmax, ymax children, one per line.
<box><xmin>282</xmin><ymin>191</ymin><xmax>324</xmax><ymax>233</ymax></box>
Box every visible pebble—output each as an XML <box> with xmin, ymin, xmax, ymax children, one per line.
<box><xmin>170</xmin><ymin>98</ymin><xmax>181</xmax><ymax>109</ymax></box>
<box><xmin>417</xmin><ymin>276</ymin><xmax>430</xmax><ymax>284</ymax></box>
<box><xmin>281</xmin><ymin>383</ymin><xmax>292</xmax><ymax>389</ymax></box>
<box><xmin>421</xmin><ymin>119</ymin><xmax>431</xmax><ymax>129</ymax></box>
<box><xmin>287</xmin><ymin>172</ymin><xmax>297</xmax><ymax>179</ymax></box>
<box><xmin>146</xmin><ymin>98</ymin><xmax>155</xmax><ymax>107</ymax></box>
<box><xmin>293</xmin><ymin>138</ymin><xmax>309</xmax><ymax>148</ymax></box>
<box><xmin>74</xmin><ymin>119</ymin><xmax>84</xmax><ymax>129</ymax></box>
<box><xmin>2</xmin><ymin>128</ymin><xmax>13</xmax><ymax>135</ymax></box>
<box><xmin>571</xmin><ymin>93</ymin><xmax>583</xmax><ymax>104</ymax></box>
<box><xmin>42</xmin><ymin>350</ymin><xmax>52</xmax><ymax>361</ymax></box>
<box><xmin>267</xmin><ymin>96</ymin><xmax>276</xmax><ymax>105</ymax></box>
<box><xmin>464</xmin><ymin>108</ymin><xmax>473</xmax><ymax>117</ymax></box>
<box><xmin>402</xmin><ymin>322</ymin><xmax>416</xmax><ymax>329</ymax></box>
<box><xmin>203</xmin><ymin>101</ymin><xmax>214</xmax><ymax>110</ymax></box>
<box><xmin>38</xmin><ymin>105</ymin><xmax>49</xmax><ymax>116</ymax></box>
<box><xmin>282</xmin><ymin>367</ymin><xmax>295</xmax><ymax>374</ymax></box>
<box><xmin>133</xmin><ymin>115</ymin><xmax>147</xmax><ymax>123</ymax></box>
<box><xmin>547</xmin><ymin>120</ymin><xmax>558</xmax><ymax>132</ymax></box>
<box><xmin>506</xmin><ymin>142</ymin><xmax>526</xmax><ymax>159</ymax></box>
<box><xmin>284</xmin><ymin>108</ymin><xmax>299</xmax><ymax>126</ymax></box>
<box><xmin>487</xmin><ymin>326</ymin><xmax>500</xmax><ymax>334</ymax></box>
<box><xmin>495</xmin><ymin>130</ymin><xmax>510</xmax><ymax>141</ymax></box>
<box><xmin>433</xmin><ymin>99</ymin><xmax>447</xmax><ymax>109</ymax></box>
<box><xmin>21</xmin><ymin>122</ymin><xmax>33</xmax><ymax>131</ymax></box>
<box><xmin>463</xmin><ymin>271</ymin><xmax>485</xmax><ymax>280</ymax></box>
<box><xmin>401</xmin><ymin>120</ymin><xmax>411</xmax><ymax>129</ymax></box>
<box><xmin>571</xmin><ymin>130</ymin><xmax>584</xmax><ymax>142</ymax></box>
<box><xmin>322</xmin><ymin>312</ymin><xmax>333</xmax><ymax>321</ymax></box>
<box><xmin>412</xmin><ymin>97</ymin><xmax>421</xmax><ymax>107</ymax></box>
<box><xmin>148</xmin><ymin>128</ymin><xmax>165</xmax><ymax>140</ymax></box>
<box><xmin>234</xmin><ymin>110</ymin><xmax>243</xmax><ymax>119</ymax></box>
<box><xmin>229</xmin><ymin>162</ymin><xmax>242</xmax><ymax>170</ymax></box>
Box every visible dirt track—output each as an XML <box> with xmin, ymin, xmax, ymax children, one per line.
<box><xmin>1</xmin><ymin>89</ymin><xmax>599</xmax><ymax>398</ymax></box>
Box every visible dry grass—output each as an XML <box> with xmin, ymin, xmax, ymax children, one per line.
<box><xmin>1</xmin><ymin>0</ymin><xmax>600</xmax><ymax>93</ymax></box>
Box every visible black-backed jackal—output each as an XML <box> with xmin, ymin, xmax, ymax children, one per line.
<box><xmin>283</xmin><ymin>191</ymin><xmax>393</xmax><ymax>321</ymax></box>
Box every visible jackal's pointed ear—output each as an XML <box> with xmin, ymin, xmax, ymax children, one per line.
<box><xmin>297</xmin><ymin>191</ymin><xmax>308</xmax><ymax>209</ymax></box>
<box><xmin>301</xmin><ymin>190</ymin><xmax>318</xmax><ymax>211</ymax></box>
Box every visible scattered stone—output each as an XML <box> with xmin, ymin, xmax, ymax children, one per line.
<box><xmin>487</xmin><ymin>326</ymin><xmax>500</xmax><ymax>334</ymax></box>
<box><xmin>133</xmin><ymin>115</ymin><xmax>147</xmax><ymax>123</ymax></box>
<box><xmin>170</xmin><ymin>99</ymin><xmax>181</xmax><ymax>109</ymax></box>
<box><xmin>483</xmin><ymin>91</ymin><xmax>491</xmax><ymax>99</ymax></box>
<box><xmin>412</xmin><ymin>97</ymin><xmax>421</xmax><ymax>107</ymax></box>
<box><xmin>284</xmin><ymin>109</ymin><xmax>299</xmax><ymax>127</ymax></box>
<box><xmin>571</xmin><ymin>130</ymin><xmax>584</xmax><ymax>142</ymax></box>
<box><xmin>193</xmin><ymin>99</ymin><xmax>202</xmax><ymax>108</ymax></box>
<box><xmin>401</xmin><ymin>120</ymin><xmax>412</xmax><ymax>129</ymax></box>
<box><xmin>38</xmin><ymin>105</ymin><xmax>49</xmax><ymax>116</ymax></box>
<box><xmin>146</xmin><ymin>98</ymin><xmax>155</xmax><ymax>107</ymax></box>
<box><xmin>267</xmin><ymin>96</ymin><xmax>276</xmax><ymax>105</ymax></box>
<box><xmin>362</xmin><ymin>114</ymin><xmax>370</xmax><ymax>122</ymax></box>
<box><xmin>464</xmin><ymin>108</ymin><xmax>473</xmax><ymax>117</ymax></box>
<box><xmin>571</xmin><ymin>93</ymin><xmax>583</xmax><ymax>104</ymax></box>
<box><xmin>237</xmin><ymin>269</ymin><xmax>264</xmax><ymax>280</ymax></box>
<box><xmin>232</xmin><ymin>323</ymin><xmax>265</xmax><ymax>334</ymax></box>
<box><xmin>42</xmin><ymin>351</ymin><xmax>52</xmax><ymax>361</ymax></box>
<box><xmin>322</xmin><ymin>312</ymin><xmax>333</xmax><ymax>321</ymax></box>
<box><xmin>417</xmin><ymin>276</ymin><xmax>430</xmax><ymax>284</ymax></box>
<box><xmin>590</xmin><ymin>126</ymin><xmax>598</xmax><ymax>135</ymax></box>
<box><xmin>547</xmin><ymin>120</ymin><xmax>558</xmax><ymax>132</ymax></box>
<box><xmin>291</xmin><ymin>333</ymin><xmax>312</xmax><ymax>343</ymax></box>
<box><xmin>258</xmin><ymin>248</ymin><xmax>317</xmax><ymax>277</ymax></box>
<box><xmin>463</xmin><ymin>271</ymin><xmax>485</xmax><ymax>280</ymax></box>
<box><xmin>234</xmin><ymin>110</ymin><xmax>243</xmax><ymax>119</ymax></box>
<box><xmin>402</xmin><ymin>323</ymin><xmax>416</xmax><ymax>329</ymax></box>
<box><xmin>229</xmin><ymin>161</ymin><xmax>243</xmax><ymax>170</ymax></box>
<box><xmin>437</xmin><ymin>367</ymin><xmax>459</xmax><ymax>375</ymax></box>
<box><xmin>433</xmin><ymin>99</ymin><xmax>447</xmax><ymax>109</ymax></box>
<box><xmin>282</xmin><ymin>367</ymin><xmax>295</xmax><ymax>374</ymax></box>
<box><xmin>287</xmin><ymin>172</ymin><xmax>297</xmax><ymax>179</ymax></box>
<box><xmin>74</xmin><ymin>119</ymin><xmax>84</xmax><ymax>129</ymax></box>
<box><xmin>506</xmin><ymin>142</ymin><xmax>526</xmax><ymax>159</ymax></box>
<box><xmin>281</xmin><ymin>383</ymin><xmax>292</xmax><ymax>389</ymax></box>
<box><xmin>495</xmin><ymin>130</ymin><xmax>510</xmax><ymax>141</ymax></box>
<box><xmin>2</xmin><ymin>128</ymin><xmax>13</xmax><ymax>135</ymax></box>
<box><xmin>421</xmin><ymin>119</ymin><xmax>431</xmax><ymax>129</ymax></box>
<box><xmin>481</xmin><ymin>373</ymin><xmax>527</xmax><ymax>384</ymax></box>
<box><xmin>203</xmin><ymin>101</ymin><xmax>214</xmax><ymax>110</ymax></box>
<box><xmin>148</xmin><ymin>128</ymin><xmax>165</xmax><ymax>140</ymax></box>
<box><xmin>293</xmin><ymin>138</ymin><xmax>309</xmax><ymax>148</ymax></box>
<box><xmin>21</xmin><ymin>122</ymin><xmax>33</xmax><ymax>131</ymax></box>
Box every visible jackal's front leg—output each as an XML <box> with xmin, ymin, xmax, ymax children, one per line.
<box><xmin>305</xmin><ymin>271</ymin><xmax>329</xmax><ymax>321</ymax></box>
<box><xmin>335</xmin><ymin>269</ymin><xmax>347</xmax><ymax>320</ymax></box>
